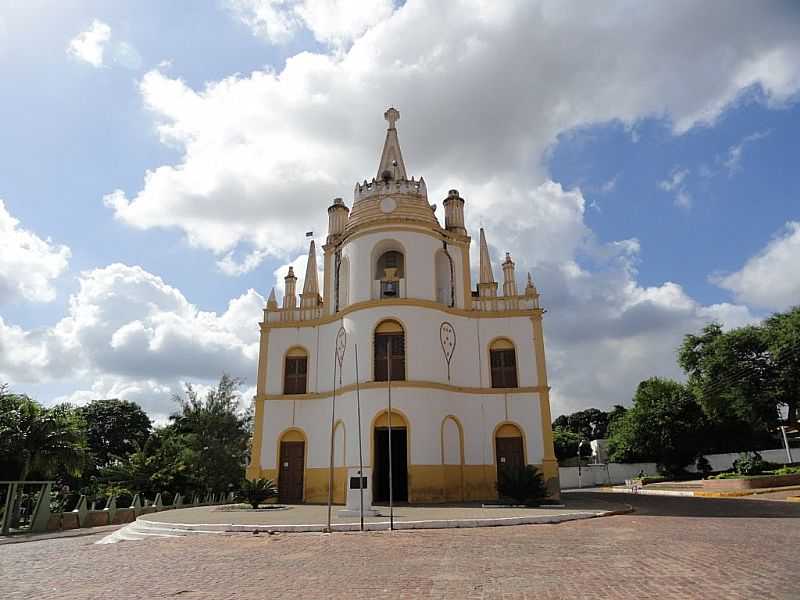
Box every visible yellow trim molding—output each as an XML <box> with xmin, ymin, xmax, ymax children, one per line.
<box><xmin>260</xmin><ymin>380</ymin><xmax>546</xmax><ymax>401</ymax></box>
<box><xmin>263</xmin><ymin>296</ymin><xmax>543</xmax><ymax>329</ymax></box>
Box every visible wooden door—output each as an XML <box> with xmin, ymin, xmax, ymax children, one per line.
<box><xmin>495</xmin><ymin>436</ymin><xmax>524</xmax><ymax>480</ymax></box>
<box><xmin>279</xmin><ymin>441</ymin><xmax>305</xmax><ymax>503</ymax></box>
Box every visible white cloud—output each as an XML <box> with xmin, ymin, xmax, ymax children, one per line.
<box><xmin>658</xmin><ymin>167</ymin><xmax>691</xmax><ymax>208</ymax></box>
<box><xmin>0</xmin><ymin>263</ymin><xmax>263</xmax><ymax>415</ymax></box>
<box><xmin>722</xmin><ymin>129</ymin><xmax>771</xmax><ymax>175</ymax></box>
<box><xmin>67</xmin><ymin>19</ymin><xmax>111</xmax><ymax>68</ymax></box>
<box><xmin>713</xmin><ymin>221</ymin><xmax>800</xmax><ymax>312</ymax></box>
<box><xmin>227</xmin><ymin>0</ymin><xmax>395</xmax><ymax>47</ymax></box>
<box><xmin>658</xmin><ymin>168</ymin><xmax>689</xmax><ymax>192</ymax></box>
<box><xmin>0</xmin><ymin>199</ymin><xmax>70</xmax><ymax>303</ymax></box>
<box><xmin>66</xmin><ymin>20</ymin><xmax>141</xmax><ymax>70</ymax></box>
<box><xmin>109</xmin><ymin>1</ymin><xmax>800</xmax><ymax>270</ymax></box>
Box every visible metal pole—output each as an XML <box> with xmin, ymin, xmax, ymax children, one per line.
<box><xmin>387</xmin><ymin>338</ymin><xmax>394</xmax><ymax>531</ymax></box>
<box><xmin>355</xmin><ymin>343</ymin><xmax>364</xmax><ymax>532</ymax></box>
<box><xmin>781</xmin><ymin>426</ymin><xmax>794</xmax><ymax>464</ymax></box>
<box><xmin>327</xmin><ymin>360</ymin><xmax>336</xmax><ymax>533</ymax></box>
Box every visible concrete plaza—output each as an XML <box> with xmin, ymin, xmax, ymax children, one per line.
<box><xmin>2</xmin><ymin>493</ymin><xmax>799</xmax><ymax>599</ymax></box>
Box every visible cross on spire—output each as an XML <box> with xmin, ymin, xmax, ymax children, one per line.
<box><xmin>377</xmin><ymin>107</ymin><xmax>407</xmax><ymax>180</ymax></box>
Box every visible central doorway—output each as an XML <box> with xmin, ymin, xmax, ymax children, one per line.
<box><xmin>373</xmin><ymin>427</ymin><xmax>408</xmax><ymax>502</ymax></box>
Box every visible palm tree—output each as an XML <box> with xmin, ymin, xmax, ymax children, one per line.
<box><xmin>0</xmin><ymin>388</ymin><xmax>86</xmax><ymax>527</ymax></box>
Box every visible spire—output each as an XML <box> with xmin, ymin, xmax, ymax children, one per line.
<box><xmin>266</xmin><ymin>287</ymin><xmax>278</xmax><ymax>310</ymax></box>
<box><xmin>502</xmin><ymin>252</ymin><xmax>517</xmax><ymax>297</ymax></box>
<box><xmin>376</xmin><ymin>107</ymin><xmax>407</xmax><ymax>181</ymax></box>
<box><xmin>283</xmin><ymin>267</ymin><xmax>297</xmax><ymax>310</ymax></box>
<box><xmin>479</xmin><ymin>228</ymin><xmax>495</xmax><ymax>284</ymax></box>
<box><xmin>300</xmin><ymin>240</ymin><xmax>320</xmax><ymax>306</ymax></box>
<box><xmin>525</xmin><ymin>272</ymin><xmax>540</xmax><ymax>307</ymax></box>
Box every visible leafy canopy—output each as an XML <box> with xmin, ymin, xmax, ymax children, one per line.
<box><xmin>607</xmin><ymin>377</ymin><xmax>707</xmax><ymax>476</ymax></box>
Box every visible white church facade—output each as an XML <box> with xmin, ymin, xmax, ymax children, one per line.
<box><xmin>247</xmin><ymin>108</ymin><xmax>559</xmax><ymax>503</ymax></box>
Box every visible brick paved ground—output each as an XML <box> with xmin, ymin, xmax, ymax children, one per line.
<box><xmin>2</xmin><ymin>493</ymin><xmax>799</xmax><ymax>600</ymax></box>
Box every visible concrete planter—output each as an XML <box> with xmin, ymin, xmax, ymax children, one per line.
<box><xmin>702</xmin><ymin>473</ymin><xmax>800</xmax><ymax>491</ymax></box>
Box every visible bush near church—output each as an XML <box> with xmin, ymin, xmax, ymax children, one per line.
<box><xmin>236</xmin><ymin>478</ymin><xmax>278</xmax><ymax>509</ymax></box>
<box><xmin>497</xmin><ymin>465</ymin><xmax>547</xmax><ymax>506</ymax></box>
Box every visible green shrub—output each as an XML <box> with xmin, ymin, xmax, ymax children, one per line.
<box><xmin>695</xmin><ymin>456</ymin><xmax>712</xmax><ymax>479</ymax></box>
<box><xmin>774</xmin><ymin>465</ymin><xmax>800</xmax><ymax>476</ymax></box>
<box><xmin>733</xmin><ymin>452</ymin><xmax>765</xmax><ymax>476</ymax></box>
<box><xmin>236</xmin><ymin>478</ymin><xmax>278</xmax><ymax>509</ymax></box>
<box><xmin>497</xmin><ymin>465</ymin><xmax>547</xmax><ymax>505</ymax></box>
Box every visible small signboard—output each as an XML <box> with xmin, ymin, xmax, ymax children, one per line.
<box><xmin>349</xmin><ymin>476</ymin><xmax>368</xmax><ymax>489</ymax></box>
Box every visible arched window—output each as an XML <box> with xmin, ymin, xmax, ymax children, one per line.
<box><xmin>283</xmin><ymin>347</ymin><xmax>308</xmax><ymax>394</ymax></box>
<box><xmin>489</xmin><ymin>339</ymin><xmax>518</xmax><ymax>388</ymax></box>
<box><xmin>374</xmin><ymin>320</ymin><xmax>405</xmax><ymax>381</ymax></box>
<box><xmin>435</xmin><ymin>249</ymin><xmax>454</xmax><ymax>306</ymax></box>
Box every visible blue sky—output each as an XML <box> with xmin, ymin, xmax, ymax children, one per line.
<box><xmin>1</xmin><ymin>1</ymin><xmax>799</xmax><ymax>418</ymax></box>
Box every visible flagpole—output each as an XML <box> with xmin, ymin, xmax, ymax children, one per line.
<box><xmin>386</xmin><ymin>339</ymin><xmax>394</xmax><ymax>531</ymax></box>
<box><xmin>355</xmin><ymin>343</ymin><xmax>364</xmax><ymax>532</ymax></box>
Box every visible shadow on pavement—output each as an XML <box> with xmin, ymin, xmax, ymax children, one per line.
<box><xmin>567</xmin><ymin>491</ymin><xmax>800</xmax><ymax>519</ymax></box>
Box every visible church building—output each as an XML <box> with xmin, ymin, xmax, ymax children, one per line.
<box><xmin>247</xmin><ymin>108</ymin><xmax>559</xmax><ymax>503</ymax></box>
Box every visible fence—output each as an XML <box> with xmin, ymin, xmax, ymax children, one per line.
<box><xmin>0</xmin><ymin>481</ymin><xmax>235</xmax><ymax>536</ymax></box>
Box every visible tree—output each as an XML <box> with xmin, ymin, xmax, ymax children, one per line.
<box><xmin>763</xmin><ymin>307</ymin><xmax>800</xmax><ymax>425</ymax></box>
<box><xmin>552</xmin><ymin>429</ymin><xmax>582</xmax><ymax>461</ymax></box>
<box><xmin>607</xmin><ymin>378</ymin><xmax>707</xmax><ymax>477</ymax></box>
<box><xmin>552</xmin><ymin>406</ymin><xmax>624</xmax><ymax>441</ymax></box>
<box><xmin>0</xmin><ymin>387</ymin><xmax>86</xmax><ymax>527</ymax></box>
<box><xmin>171</xmin><ymin>374</ymin><xmax>251</xmax><ymax>493</ymax></box>
<box><xmin>679</xmin><ymin>323</ymin><xmax>778</xmax><ymax>448</ymax></box>
<box><xmin>0</xmin><ymin>388</ymin><xmax>86</xmax><ymax>481</ymax></box>
<box><xmin>101</xmin><ymin>426</ymin><xmax>197</xmax><ymax>499</ymax></box>
<box><xmin>78</xmin><ymin>399</ymin><xmax>152</xmax><ymax>469</ymax></box>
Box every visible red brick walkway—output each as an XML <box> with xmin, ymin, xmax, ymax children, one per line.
<box><xmin>2</xmin><ymin>493</ymin><xmax>798</xmax><ymax>599</ymax></box>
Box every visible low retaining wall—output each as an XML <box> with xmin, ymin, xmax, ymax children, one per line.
<box><xmin>702</xmin><ymin>473</ymin><xmax>800</xmax><ymax>491</ymax></box>
<box><xmin>0</xmin><ymin>486</ymin><xmax>237</xmax><ymax>537</ymax></box>
<box><xmin>687</xmin><ymin>448</ymin><xmax>796</xmax><ymax>473</ymax></box>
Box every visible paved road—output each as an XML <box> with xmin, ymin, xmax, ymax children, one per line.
<box><xmin>2</xmin><ymin>493</ymin><xmax>799</xmax><ymax>600</ymax></box>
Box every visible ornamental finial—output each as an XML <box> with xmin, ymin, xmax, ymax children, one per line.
<box><xmin>384</xmin><ymin>107</ymin><xmax>400</xmax><ymax>130</ymax></box>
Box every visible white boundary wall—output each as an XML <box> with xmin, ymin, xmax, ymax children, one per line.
<box><xmin>560</xmin><ymin>448</ymin><xmax>796</xmax><ymax>489</ymax></box>
<box><xmin>559</xmin><ymin>463</ymin><xmax>657</xmax><ymax>489</ymax></box>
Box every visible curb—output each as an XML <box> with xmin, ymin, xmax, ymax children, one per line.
<box><xmin>0</xmin><ymin>524</ymin><xmax>124</xmax><ymax>545</ymax></box>
<box><xmin>130</xmin><ymin>506</ymin><xmax>634</xmax><ymax>536</ymax></box>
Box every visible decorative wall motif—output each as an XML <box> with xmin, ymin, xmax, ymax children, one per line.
<box><xmin>439</xmin><ymin>321</ymin><xmax>456</xmax><ymax>381</ymax></box>
<box><xmin>335</xmin><ymin>326</ymin><xmax>347</xmax><ymax>384</ymax></box>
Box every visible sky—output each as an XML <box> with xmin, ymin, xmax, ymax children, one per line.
<box><xmin>1</xmin><ymin>0</ymin><xmax>799</xmax><ymax>421</ymax></box>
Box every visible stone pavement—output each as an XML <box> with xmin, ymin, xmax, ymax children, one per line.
<box><xmin>2</xmin><ymin>493</ymin><xmax>799</xmax><ymax>600</ymax></box>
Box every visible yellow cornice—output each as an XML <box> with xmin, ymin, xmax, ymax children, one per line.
<box><xmin>257</xmin><ymin>380</ymin><xmax>546</xmax><ymax>401</ymax></box>
<box><xmin>261</xmin><ymin>297</ymin><xmax>543</xmax><ymax>329</ymax></box>
<box><xmin>340</xmin><ymin>222</ymin><xmax>470</xmax><ymax>247</ymax></box>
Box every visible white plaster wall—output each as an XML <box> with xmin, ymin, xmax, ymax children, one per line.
<box><xmin>264</xmin><ymin>307</ymin><xmax>539</xmax><ymax>394</ymax></box>
<box><xmin>558</xmin><ymin>463</ymin><xmax>658</xmax><ymax>489</ymax></box>
<box><xmin>260</xmin><ymin>388</ymin><xmax>546</xmax><ymax>470</ymax></box>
